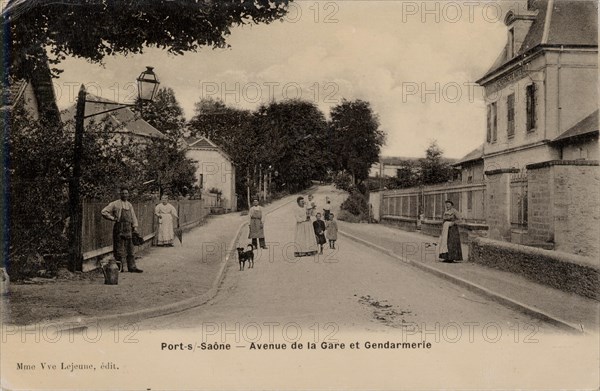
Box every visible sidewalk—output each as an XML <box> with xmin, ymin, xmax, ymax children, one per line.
<box><xmin>337</xmin><ymin>221</ymin><xmax>600</xmax><ymax>333</ymax></box>
<box><xmin>3</xmin><ymin>195</ymin><xmax>295</xmax><ymax>326</ymax></box>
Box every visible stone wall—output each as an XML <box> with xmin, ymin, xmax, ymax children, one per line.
<box><xmin>470</xmin><ymin>237</ymin><xmax>600</xmax><ymax>300</ymax></box>
<box><xmin>525</xmin><ymin>160</ymin><xmax>600</xmax><ymax>258</ymax></box>
<box><xmin>484</xmin><ymin>169</ymin><xmax>518</xmax><ymax>241</ymax></box>
<box><xmin>552</xmin><ymin>163</ymin><xmax>599</xmax><ymax>258</ymax></box>
<box><xmin>381</xmin><ymin>216</ymin><xmax>418</xmax><ymax>232</ymax></box>
<box><xmin>526</xmin><ymin>165</ymin><xmax>554</xmax><ymax>244</ymax></box>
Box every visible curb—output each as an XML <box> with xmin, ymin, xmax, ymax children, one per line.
<box><xmin>338</xmin><ymin>229</ymin><xmax>587</xmax><ymax>335</ymax></box>
<box><xmin>30</xmin><ymin>197</ymin><xmax>298</xmax><ymax>332</ymax></box>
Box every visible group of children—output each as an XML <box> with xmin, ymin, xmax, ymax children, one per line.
<box><xmin>307</xmin><ymin>195</ymin><xmax>338</xmax><ymax>254</ymax></box>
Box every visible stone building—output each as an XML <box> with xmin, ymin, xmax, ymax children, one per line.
<box><xmin>476</xmin><ymin>0</ymin><xmax>598</xmax><ymax>256</ymax></box>
<box><xmin>477</xmin><ymin>0</ymin><xmax>598</xmax><ymax>172</ymax></box>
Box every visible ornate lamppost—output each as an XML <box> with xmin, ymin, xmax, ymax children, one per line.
<box><xmin>68</xmin><ymin>67</ymin><xmax>160</xmax><ymax>271</ymax></box>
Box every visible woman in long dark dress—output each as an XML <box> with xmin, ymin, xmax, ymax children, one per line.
<box><xmin>438</xmin><ymin>200</ymin><xmax>463</xmax><ymax>262</ymax></box>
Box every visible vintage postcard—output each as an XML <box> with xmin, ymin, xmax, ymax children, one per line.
<box><xmin>1</xmin><ymin>0</ymin><xmax>599</xmax><ymax>390</ymax></box>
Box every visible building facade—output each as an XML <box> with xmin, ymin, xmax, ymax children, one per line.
<box><xmin>477</xmin><ymin>0</ymin><xmax>598</xmax><ymax>173</ymax></box>
<box><xmin>477</xmin><ymin>0</ymin><xmax>598</xmax><ymax>256</ymax></box>
<box><xmin>183</xmin><ymin>137</ymin><xmax>237</xmax><ymax>212</ymax></box>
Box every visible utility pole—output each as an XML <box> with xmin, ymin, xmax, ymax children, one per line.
<box><xmin>68</xmin><ymin>85</ymin><xmax>86</xmax><ymax>272</ymax></box>
<box><xmin>263</xmin><ymin>171</ymin><xmax>267</xmax><ymax>201</ymax></box>
<box><xmin>379</xmin><ymin>159</ymin><xmax>384</xmax><ymax>190</ymax></box>
<box><xmin>246</xmin><ymin>166</ymin><xmax>251</xmax><ymax>209</ymax></box>
<box><xmin>259</xmin><ymin>164</ymin><xmax>262</xmax><ymax>201</ymax></box>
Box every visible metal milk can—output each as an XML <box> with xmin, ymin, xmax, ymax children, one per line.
<box><xmin>102</xmin><ymin>260</ymin><xmax>119</xmax><ymax>285</ymax></box>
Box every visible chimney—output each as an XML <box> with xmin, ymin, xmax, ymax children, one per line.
<box><xmin>503</xmin><ymin>2</ymin><xmax>539</xmax><ymax>58</ymax></box>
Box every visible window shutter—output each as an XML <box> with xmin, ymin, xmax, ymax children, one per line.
<box><xmin>486</xmin><ymin>105</ymin><xmax>492</xmax><ymax>143</ymax></box>
<box><xmin>507</xmin><ymin>94</ymin><xmax>515</xmax><ymax>138</ymax></box>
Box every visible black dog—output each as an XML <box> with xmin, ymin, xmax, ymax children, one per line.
<box><xmin>237</xmin><ymin>245</ymin><xmax>254</xmax><ymax>271</ymax></box>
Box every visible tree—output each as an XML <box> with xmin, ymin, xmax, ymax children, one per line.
<box><xmin>395</xmin><ymin>160</ymin><xmax>420</xmax><ymax>188</ymax></box>
<box><xmin>7</xmin><ymin>105</ymin><xmax>72</xmax><ymax>272</ymax></box>
<box><xmin>133</xmin><ymin>87</ymin><xmax>197</xmax><ymax>196</ymax></box>
<box><xmin>137</xmin><ymin>87</ymin><xmax>186</xmax><ymax>142</ymax></box>
<box><xmin>329</xmin><ymin>99</ymin><xmax>385</xmax><ymax>186</ymax></box>
<box><xmin>142</xmin><ymin>140</ymin><xmax>197</xmax><ymax>198</ymax></box>
<box><xmin>3</xmin><ymin>0</ymin><xmax>291</xmax><ymax>80</ymax></box>
<box><xmin>257</xmin><ymin>99</ymin><xmax>329</xmax><ymax>193</ymax></box>
<box><xmin>419</xmin><ymin>141</ymin><xmax>453</xmax><ymax>185</ymax></box>
<box><xmin>187</xmin><ymin>97</ymin><xmax>253</xmax><ymax>156</ymax></box>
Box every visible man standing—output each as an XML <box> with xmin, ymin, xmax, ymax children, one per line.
<box><xmin>101</xmin><ymin>187</ymin><xmax>143</xmax><ymax>273</ymax></box>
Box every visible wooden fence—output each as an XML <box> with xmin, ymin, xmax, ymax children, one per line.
<box><xmin>381</xmin><ymin>181</ymin><xmax>486</xmax><ymax>223</ymax></box>
<box><xmin>81</xmin><ymin>198</ymin><xmax>211</xmax><ymax>260</ymax></box>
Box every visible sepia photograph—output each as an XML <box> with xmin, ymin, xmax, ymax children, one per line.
<box><xmin>0</xmin><ymin>0</ymin><xmax>599</xmax><ymax>390</ymax></box>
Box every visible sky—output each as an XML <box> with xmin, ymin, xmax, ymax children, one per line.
<box><xmin>53</xmin><ymin>0</ymin><xmax>513</xmax><ymax>159</ymax></box>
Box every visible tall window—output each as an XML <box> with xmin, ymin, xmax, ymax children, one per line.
<box><xmin>526</xmin><ymin>84</ymin><xmax>536</xmax><ymax>131</ymax></box>
<box><xmin>487</xmin><ymin>102</ymin><xmax>498</xmax><ymax>143</ymax></box>
<box><xmin>507</xmin><ymin>94</ymin><xmax>515</xmax><ymax>138</ymax></box>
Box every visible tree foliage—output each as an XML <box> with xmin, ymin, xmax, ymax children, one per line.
<box><xmin>188</xmin><ymin>97</ymin><xmax>253</xmax><ymax>158</ymax></box>
<box><xmin>143</xmin><ymin>140</ymin><xmax>197</xmax><ymax>198</ymax></box>
<box><xmin>419</xmin><ymin>141</ymin><xmax>454</xmax><ymax>185</ymax></box>
<box><xmin>137</xmin><ymin>87</ymin><xmax>186</xmax><ymax>142</ymax></box>
<box><xmin>330</xmin><ymin>99</ymin><xmax>385</xmax><ymax>184</ymax></box>
<box><xmin>185</xmin><ymin>97</ymin><xmax>388</xmax><ymax>207</ymax></box>
<box><xmin>7</xmin><ymin>105</ymin><xmax>72</xmax><ymax>266</ymax></box>
<box><xmin>395</xmin><ymin>160</ymin><xmax>420</xmax><ymax>188</ymax></box>
<box><xmin>3</xmin><ymin>0</ymin><xmax>291</xmax><ymax>79</ymax></box>
<box><xmin>134</xmin><ymin>87</ymin><xmax>197</xmax><ymax>196</ymax></box>
<box><xmin>255</xmin><ymin>99</ymin><xmax>329</xmax><ymax>192</ymax></box>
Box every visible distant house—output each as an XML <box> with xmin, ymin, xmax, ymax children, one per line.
<box><xmin>60</xmin><ymin>94</ymin><xmax>167</xmax><ymax>145</ymax></box>
<box><xmin>370</xmin><ymin>156</ymin><xmax>457</xmax><ymax>179</ymax></box>
<box><xmin>452</xmin><ymin>145</ymin><xmax>484</xmax><ymax>184</ymax></box>
<box><xmin>370</xmin><ymin>157</ymin><xmax>417</xmax><ymax>178</ymax></box>
<box><xmin>182</xmin><ymin>136</ymin><xmax>236</xmax><ymax>212</ymax></box>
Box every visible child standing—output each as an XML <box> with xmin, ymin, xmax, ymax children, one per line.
<box><xmin>323</xmin><ymin>199</ymin><xmax>332</xmax><ymax>221</ymax></box>
<box><xmin>325</xmin><ymin>213</ymin><xmax>338</xmax><ymax>249</ymax></box>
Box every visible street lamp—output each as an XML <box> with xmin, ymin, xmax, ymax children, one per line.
<box><xmin>137</xmin><ymin>66</ymin><xmax>160</xmax><ymax>102</ymax></box>
<box><xmin>68</xmin><ymin>67</ymin><xmax>160</xmax><ymax>272</ymax></box>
